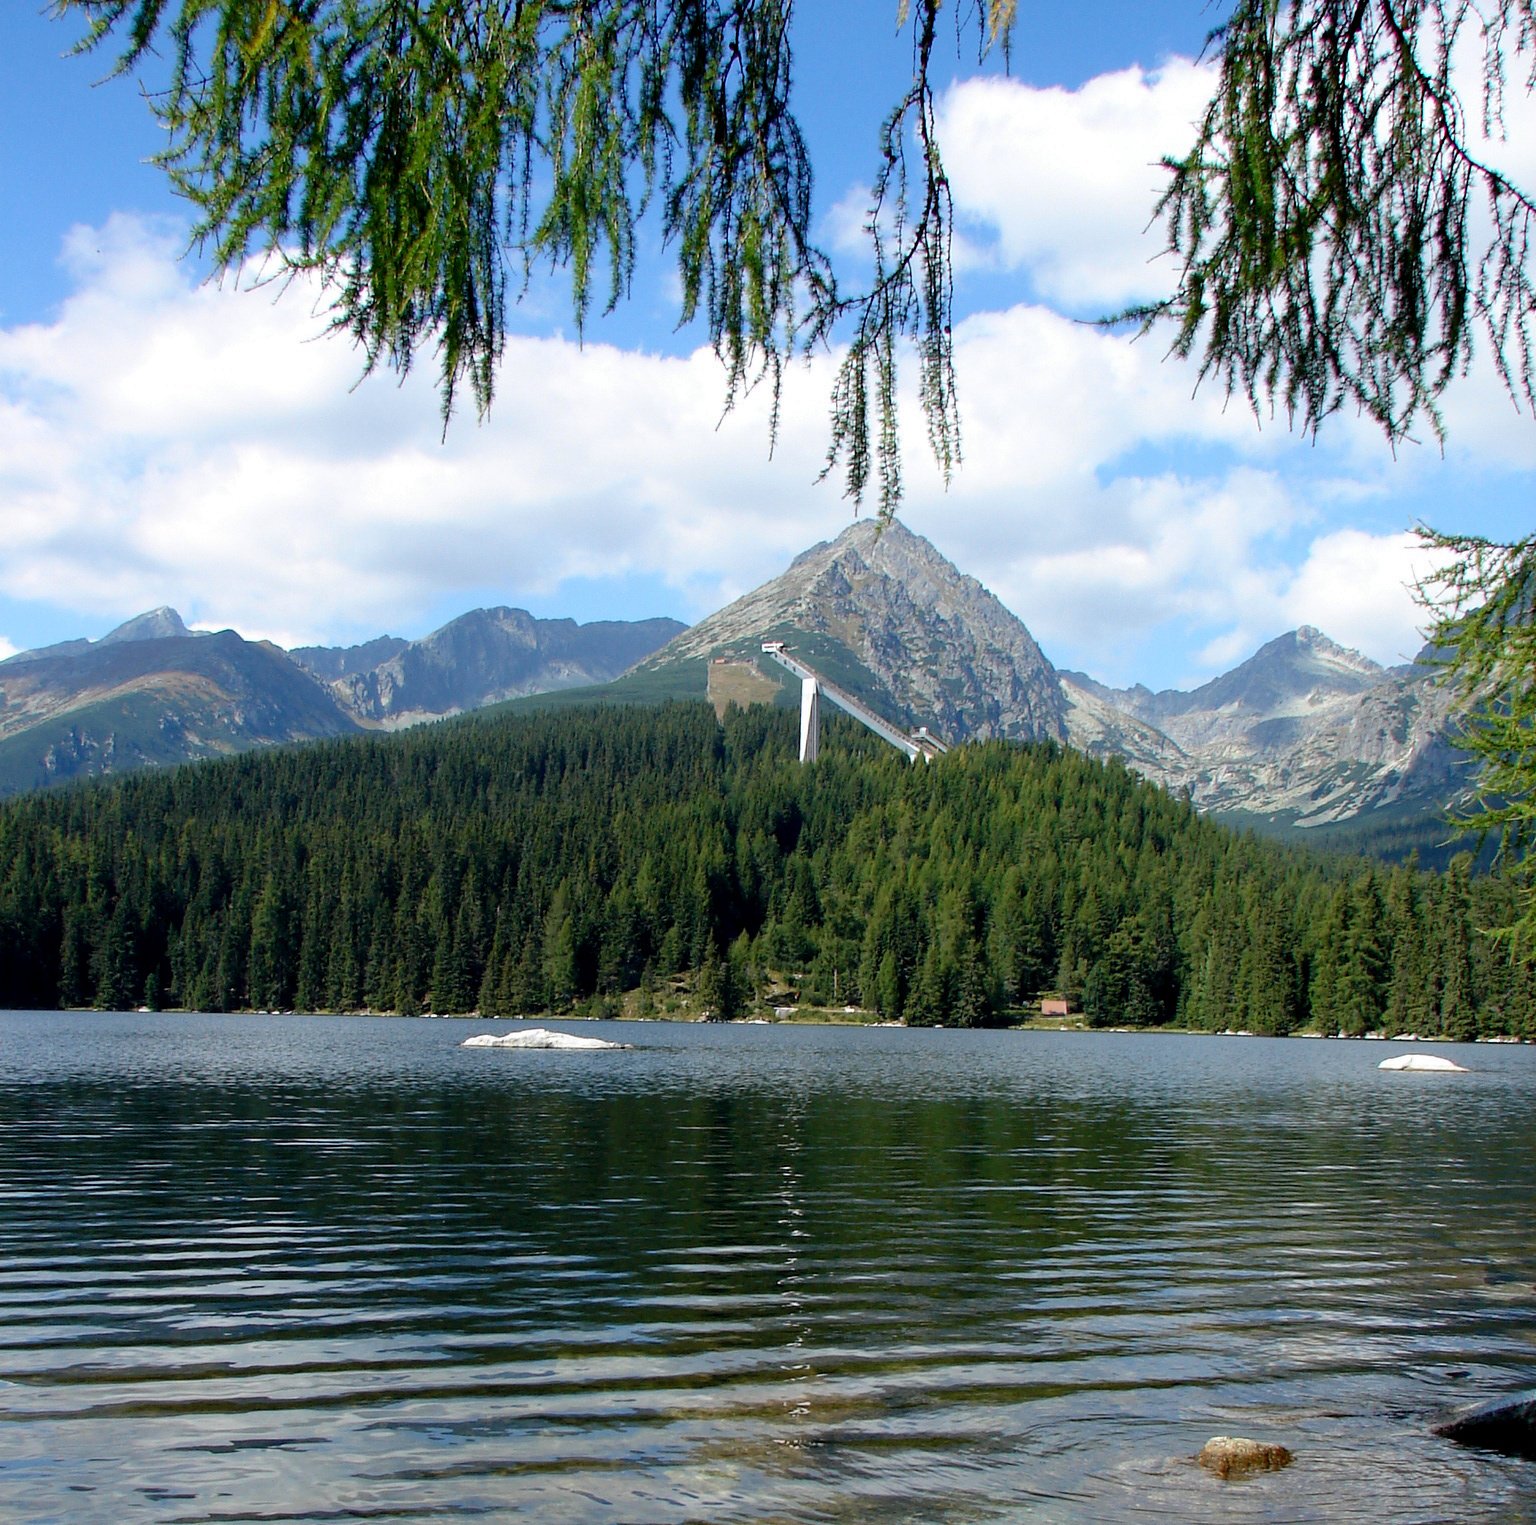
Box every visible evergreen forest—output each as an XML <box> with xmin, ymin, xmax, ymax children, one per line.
<box><xmin>0</xmin><ymin>702</ymin><xmax>1530</xmax><ymax>1039</ymax></box>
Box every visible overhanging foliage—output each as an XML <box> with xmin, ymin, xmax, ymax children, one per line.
<box><xmin>58</xmin><ymin>0</ymin><xmax>1024</xmax><ymax>509</ymax></box>
<box><xmin>1138</xmin><ymin>0</ymin><xmax>1535</xmax><ymax>443</ymax></box>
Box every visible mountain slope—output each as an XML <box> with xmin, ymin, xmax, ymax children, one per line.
<box><xmin>1061</xmin><ymin>627</ymin><xmax>1460</xmax><ymax>829</ymax></box>
<box><xmin>292</xmin><ymin>608</ymin><xmax>686</xmax><ymax>727</ymax></box>
<box><xmin>1082</xmin><ymin>626</ymin><xmax>1383</xmax><ymax>731</ymax></box>
<box><xmin>638</xmin><ymin>518</ymin><xmax>1069</xmax><ymax>744</ymax></box>
<box><xmin>0</xmin><ymin>532</ymin><xmax>1469</xmax><ymax>852</ymax></box>
<box><xmin>0</xmin><ymin>625</ymin><xmax>360</xmax><ymax>796</ymax></box>
<box><xmin>623</xmin><ymin>522</ymin><xmax>1462</xmax><ymax>845</ymax></box>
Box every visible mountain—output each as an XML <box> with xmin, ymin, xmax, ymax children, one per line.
<box><xmin>98</xmin><ymin>606</ymin><xmax>193</xmax><ymax>645</ymax></box>
<box><xmin>0</xmin><ymin>621</ymin><xmax>360</xmax><ymax>796</ymax></box>
<box><xmin>0</xmin><ymin>604</ymin><xmax>688</xmax><ymax>795</ymax></box>
<box><xmin>1060</xmin><ymin>627</ymin><xmax>1462</xmax><ymax>831</ymax></box>
<box><xmin>0</xmin><ymin>532</ymin><xmax>1467</xmax><ymax>851</ymax></box>
<box><xmin>288</xmin><ymin>634</ymin><xmax>410</xmax><ymax>682</ymax></box>
<box><xmin>1080</xmin><ymin>625</ymin><xmax>1384</xmax><ymax>731</ymax></box>
<box><xmin>602</xmin><ymin>521</ymin><xmax>1462</xmax><ymax>850</ymax></box>
<box><xmin>636</xmin><ymin>518</ymin><xmax>1069</xmax><ymax>743</ymax></box>
<box><xmin>291</xmin><ymin>608</ymin><xmax>687</xmax><ymax>728</ymax></box>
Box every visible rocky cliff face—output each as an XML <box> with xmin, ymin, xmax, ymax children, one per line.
<box><xmin>294</xmin><ymin>608</ymin><xmax>687</xmax><ymax>727</ymax></box>
<box><xmin>289</xmin><ymin>634</ymin><xmax>409</xmax><ymax>682</ymax></box>
<box><xmin>644</xmin><ymin>518</ymin><xmax>1069</xmax><ymax>744</ymax></box>
<box><xmin>1061</xmin><ymin>628</ymin><xmax>1459</xmax><ymax>826</ymax></box>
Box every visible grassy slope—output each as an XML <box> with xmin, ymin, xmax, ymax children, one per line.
<box><xmin>0</xmin><ymin>690</ymin><xmax>216</xmax><ymax>796</ymax></box>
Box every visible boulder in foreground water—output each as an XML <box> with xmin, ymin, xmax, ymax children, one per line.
<box><xmin>1197</xmin><ymin>1437</ymin><xmax>1294</xmax><ymax>1478</ymax></box>
<box><xmin>461</xmin><ymin>1028</ymin><xmax>628</xmax><ymax>1050</ymax></box>
<box><xmin>1433</xmin><ymin>1391</ymin><xmax>1536</xmax><ymax>1459</ymax></box>
<box><xmin>1379</xmin><ymin>1054</ymin><xmax>1468</xmax><ymax>1072</ymax></box>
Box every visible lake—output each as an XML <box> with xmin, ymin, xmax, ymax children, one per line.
<box><xmin>1</xmin><ymin>1012</ymin><xmax>1533</xmax><ymax>1522</ymax></box>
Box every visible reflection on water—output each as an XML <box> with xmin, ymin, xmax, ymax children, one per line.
<box><xmin>1</xmin><ymin>1013</ymin><xmax>1533</xmax><ymax>1522</ymax></box>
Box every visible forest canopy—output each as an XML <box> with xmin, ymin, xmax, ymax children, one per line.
<box><xmin>1</xmin><ymin>701</ymin><xmax>1529</xmax><ymax>1038</ymax></box>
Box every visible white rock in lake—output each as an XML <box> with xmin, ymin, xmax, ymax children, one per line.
<box><xmin>1379</xmin><ymin>1053</ymin><xmax>1468</xmax><ymax>1072</ymax></box>
<box><xmin>461</xmin><ymin>1028</ymin><xmax>628</xmax><ymax>1051</ymax></box>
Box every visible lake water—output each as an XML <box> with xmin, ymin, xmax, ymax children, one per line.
<box><xmin>1</xmin><ymin>1013</ymin><xmax>1533</xmax><ymax>1523</ymax></box>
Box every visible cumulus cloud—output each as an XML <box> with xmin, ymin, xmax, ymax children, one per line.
<box><xmin>1277</xmin><ymin>530</ymin><xmax>1440</xmax><ymax>665</ymax></box>
<box><xmin>935</xmin><ymin>61</ymin><xmax>1214</xmax><ymax>309</ymax></box>
<box><xmin>906</xmin><ymin>464</ymin><xmax>1311</xmax><ymax>684</ymax></box>
<box><xmin>0</xmin><ymin>205</ymin><xmax>1521</xmax><ymax>690</ymax></box>
<box><xmin>0</xmin><ymin>216</ymin><xmax>850</xmax><ymax>646</ymax></box>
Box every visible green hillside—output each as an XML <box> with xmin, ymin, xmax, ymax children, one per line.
<box><xmin>0</xmin><ymin>691</ymin><xmax>196</xmax><ymax>796</ymax></box>
<box><xmin>0</xmin><ymin>701</ymin><xmax>1528</xmax><ymax>1037</ymax></box>
<box><xmin>504</xmin><ymin>624</ymin><xmax>912</xmax><ymax>723</ymax></box>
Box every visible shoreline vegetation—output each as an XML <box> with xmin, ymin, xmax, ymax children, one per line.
<box><xmin>4</xmin><ymin>703</ymin><xmax>1535</xmax><ymax>1042</ymax></box>
<box><xmin>50</xmin><ymin>1000</ymin><xmax>1531</xmax><ymax>1044</ymax></box>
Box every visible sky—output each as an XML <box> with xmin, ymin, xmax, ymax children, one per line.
<box><xmin>1</xmin><ymin>3</ymin><xmax>1532</xmax><ymax>690</ymax></box>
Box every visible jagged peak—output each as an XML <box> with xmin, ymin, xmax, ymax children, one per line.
<box><xmin>1268</xmin><ymin>626</ymin><xmax>1382</xmax><ymax>677</ymax></box>
<box><xmin>641</xmin><ymin>515</ymin><xmax>1066</xmax><ymax>743</ymax></box>
<box><xmin>786</xmin><ymin>515</ymin><xmax>886</xmax><ymax>572</ymax></box>
<box><xmin>99</xmin><ymin>607</ymin><xmax>192</xmax><ymax>645</ymax></box>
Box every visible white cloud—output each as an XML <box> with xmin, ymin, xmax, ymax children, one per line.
<box><xmin>935</xmin><ymin>61</ymin><xmax>1215</xmax><ymax>309</ymax></box>
<box><xmin>1278</xmin><ymin>529</ymin><xmax>1439</xmax><ymax>665</ymax></box>
<box><xmin>0</xmin><ymin>208</ymin><xmax>1523</xmax><ymax>690</ymax></box>
<box><xmin>907</xmin><ymin>465</ymin><xmax>1310</xmax><ymax>684</ymax></box>
<box><xmin>931</xmin><ymin>47</ymin><xmax>1536</xmax><ymax>491</ymax></box>
<box><xmin>0</xmin><ymin>217</ymin><xmax>857</xmax><ymax>645</ymax></box>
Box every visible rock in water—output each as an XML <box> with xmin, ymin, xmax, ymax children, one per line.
<box><xmin>1378</xmin><ymin>1054</ymin><xmax>1469</xmax><ymax>1072</ymax></box>
<box><xmin>1197</xmin><ymin>1437</ymin><xmax>1294</xmax><ymax>1478</ymax></box>
<box><xmin>1434</xmin><ymin>1391</ymin><xmax>1536</xmax><ymax>1459</ymax></box>
<box><xmin>461</xmin><ymin>1028</ymin><xmax>627</xmax><ymax>1051</ymax></box>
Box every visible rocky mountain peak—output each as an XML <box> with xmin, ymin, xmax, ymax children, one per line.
<box><xmin>1232</xmin><ymin>627</ymin><xmax>1383</xmax><ymax>704</ymax></box>
<box><xmin>100</xmin><ymin>607</ymin><xmax>192</xmax><ymax>645</ymax></box>
<box><xmin>292</xmin><ymin>607</ymin><xmax>686</xmax><ymax>728</ymax></box>
<box><xmin>645</xmin><ymin>517</ymin><xmax>1068</xmax><ymax>743</ymax></box>
<box><xmin>1060</xmin><ymin>618</ymin><xmax>1447</xmax><ymax>832</ymax></box>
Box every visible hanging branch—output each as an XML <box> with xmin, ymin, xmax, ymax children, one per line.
<box><xmin>56</xmin><ymin>0</ymin><xmax>1014</xmax><ymax>513</ymax></box>
<box><xmin>1131</xmin><ymin>0</ymin><xmax>1536</xmax><ymax>443</ymax></box>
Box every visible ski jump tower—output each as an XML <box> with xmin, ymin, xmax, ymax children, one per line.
<box><xmin>759</xmin><ymin>642</ymin><xmax>949</xmax><ymax>764</ymax></box>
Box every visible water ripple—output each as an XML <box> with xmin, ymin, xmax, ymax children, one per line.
<box><xmin>1</xmin><ymin>1013</ymin><xmax>1533</xmax><ymax>1522</ymax></box>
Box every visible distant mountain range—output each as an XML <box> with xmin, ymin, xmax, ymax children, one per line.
<box><xmin>289</xmin><ymin>607</ymin><xmax>686</xmax><ymax>728</ymax></box>
<box><xmin>1060</xmin><ymin>626</ymin><xmax>1461</xmax><ymax>830</ymax></box>
<box><xmin>0</xmin><ymin>523</ymin><xmax>1468</xmax><ymax>855</ymax></box>
<box><xmin>0</xmin><ymin>606</ymin><xmax>683</xmax><ymax>796</ymax></box>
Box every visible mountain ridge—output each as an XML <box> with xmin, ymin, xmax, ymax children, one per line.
<box><xmin>630</xmin><ymin>519</ymin><xmax>1461</xmax><ymax>842</ymax></box>
<box><xmin>0</xmin><ymin>605</ymin><xmax>685</xmax><ymax>795</ymax></box>
<box><xmin>640</xmin><ymin>519</ymin><xmax>1069</xmax><ymax>744</ymax></box>
<box><xmin>0</xmin><ymin>629</ymin><xmax>362</xmax><ymax>795</ymax></box>
<box><xmin>0</xmin><ymin>526</ymin><xmax>1465</xmax><ymax>849</ymax></box>
<box><xmin>292</xmin><ymin>607</ymin><xmax>687</xmax><ymax>727</ymax></box>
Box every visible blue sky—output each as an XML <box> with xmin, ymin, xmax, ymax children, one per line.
<box><xmin>1</xmin><ymin>3</ymin><xmax>1532</xmax><ymax>688</ymax></box>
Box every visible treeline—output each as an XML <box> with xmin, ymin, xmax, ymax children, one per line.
<box><xmin>0</xmin><ymin>701</ymin><xmax>1530</xmax><ymax>1037</ymax></box>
